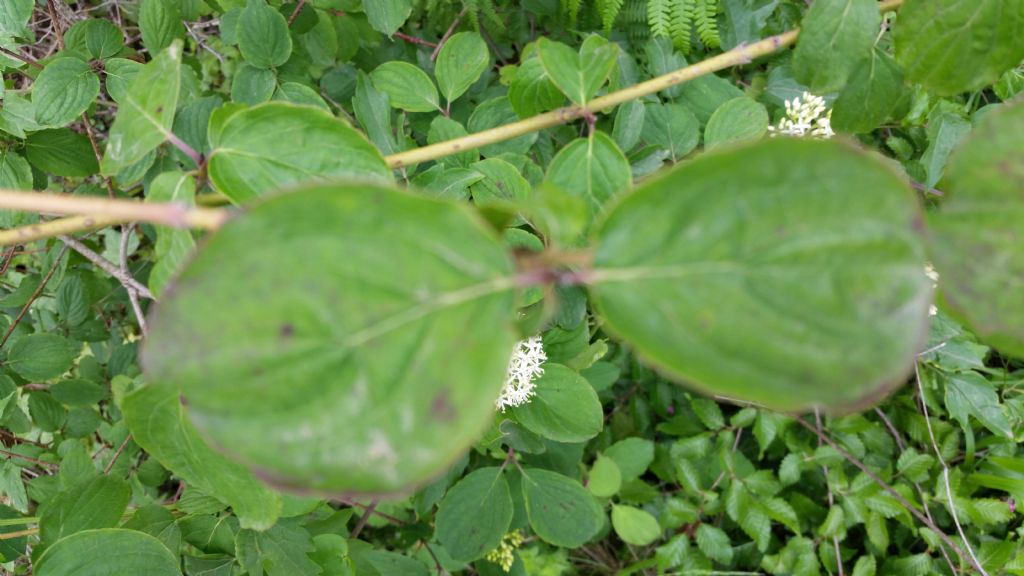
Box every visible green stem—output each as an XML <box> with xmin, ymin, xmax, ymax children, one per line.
<box><xmin>0</xmin><ymin>191</ymin><xmax>229</xmax><ymax>248</ymax></box>
<box><xmin>385</xmin><ymin>28</ymin><xmax>801</xmax><ymax>168</ymax></box>
<box><xmin>0</xmin><ymin>517</ymin><xmax>39</xmax><ymax>529</ymax></box>
<box><xmin>0</xmin><ymin>0</ymin><xmax>907</xmax><ymax>244</ymax></box>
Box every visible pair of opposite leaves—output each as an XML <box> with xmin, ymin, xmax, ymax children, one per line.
<box><xmin>140</xmin><ymin>109</ymin><xmax>1019</xmax><ymax>495</ymax></box>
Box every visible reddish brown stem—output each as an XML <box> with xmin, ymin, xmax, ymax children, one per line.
<box><xmin>0</xmin><ymin>47</ymin><xmax>43</xmax><ymax>69</ymax></box>
<box><xmin>795</xmin><ymin>416</ymin><xmax>978</xmax><ymax>572</ymax></box>
<box><xmin>0</xmin><ymin>448</ymin><xmax>58</xmax><ymax>471</ymax></box>
<box><xmin>350</xmin><ymin>499</ymin><xmax>379</xmax><ymax>539</ymax></box>
<box><xmin>393</xmin><ymin>31</ymin><xmax>437</xmax><ymax>48</ymax></box>
<box><xmin>79</xmin><ymin>114</ymin><xmax>118</xmax><ymax>198</ymax></box>
<box><xmin>104</xmin><ymin>435</ymin><xmax>133</xmax><ymax>474</ymax></box>
<box><xmin>287</xmin><ymin>0</ymin><xmax>307</xmax><ymax>26</ymax></box>
<box><xmin>430</xmin><ymin>8</ymin><xmax>467</xmax><ymax>61</ymax></box>
<box><xmin>165</xmin><ymin>131</ymin><xmax>204</xmax><ymax>168</ymax></box>
<box><xmin>0</xmin><ymin>245</ymin><xmax>70</xmax><ymax>350</ymax></box>
<box><xmin>46</xmin><ymin>0</ymin><xmax>66</xmax><ymax>50</ymax></box>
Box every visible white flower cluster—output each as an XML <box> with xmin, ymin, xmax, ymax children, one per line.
<box><xmin>495</xmin><ymin>336</ymin><xmax>546</xmax><ymax>411</ymax></box>
<box><xmin>768</xmin><ymin>92</ymin><xmax>835</xmax><ymax>139</ymax></box>
<box><xmin>925</xmin><ymin>263</ymin><xmax>939</xmax><ymax>316</ymax></box>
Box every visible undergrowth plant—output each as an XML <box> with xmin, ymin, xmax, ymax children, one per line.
<box><xmin>0</xmin><ymin>0</ymin><xmax>1023</xmax><ymax>574</ymax></box>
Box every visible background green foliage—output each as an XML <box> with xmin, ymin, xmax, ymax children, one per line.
<box><xmin>1</xmin><ymin>0</ymin><xmax>1024</xmax><ymax>574</ymax></box>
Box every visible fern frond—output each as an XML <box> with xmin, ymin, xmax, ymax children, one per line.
<box><xmin>668</xmin><ymin>0</ymin><xmax>695</xmax><ymax>54</ymax></box>
<box><xmin>694</xmin><ymin>0</ymin><xmax>720</xmax><ymax>49</ymax></box>
<box><xmin>595</xmin><ymin>0</ymin><xmax>624</xmax><ymax>35</ymax></box>
<box><xmin>562</xmin><ymin>0</ymin><xmax>583</xmax><ymax>25</ymax></box>
<box><xmin>623</xmin><ymin>0</ymin><xmax>646</xmax><ymax>22</ymax></box>
<box><xmin>647</xmin><ymin>0</ymin><xmax>671</xmax><ymax>38</ymax></box>
<box><xmin>621</xmin><ymin>0</ymin><xmax>649</xmax><ymax>41</ymax></box>
<box><xmin>479</xmin><ymin>0</ymin><xmax>505</xmax><ymax>32</ymax></box>
<box><xmin>462</xmin><ymin>0</ymin><xmax>480</xmax><ymax>28</ymax></box>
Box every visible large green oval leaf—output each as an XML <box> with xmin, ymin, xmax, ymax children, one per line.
<box><xmin>435</xmin><ymin>32</ymin><xmax>489</xmax><ymax>104</ymax></box>
<box><xmin>138</xmin><ymin>0</ymin><xmax>183</xmax><ymax>54</ymax></box>
<box><xmin>537</xmin><ymin>36</ymin><xmax>617</xmax><ymax>107</ymax></box>
<box><xmin>927</xmin><ymin>102</ymin><xmax>1024</xmax><ymax>356</ymax></box>
<box><xmin>435</xmin><ymin>467</ymin><xmax>513</xmax><ymax>561</ymax></box>
<box><xmin>369</xmin><ymin>61</ymin><xmax>440</xmax><ymax>113</ymax></box>
<box><xmin>508</xmin><ymin>57</ymin><xmax>564</xmax><ymax>118</ymax></box>
<box><xmin>642</xmin><ymin>103</ymin><xmax>699</xmax><ymax>162</ymax></box>
<box><xmin>64</xmin><ymin>18</ymin><xmax>125</xmax><ymax>60</ymax></box>
<box><xmin>362</xmin><ymin>0</ymin><xmax>413</xmax><ymax>36</ymax></box>
<box><xmin>35</xmin><ymin>529</ymin><xmax>182</xmax><ymax>576</ymax></box>
<box><xmin>522</xmin><ymin>468</ymin><xmax>604</xmax><ymax>548</ymax></box>
<box><xmin>831</xmin><ymin>48</ymin><xmax>905</xmax><ymax>134</ymax></box>
<box><xmin>142</xmin><ymin>183</ymin><xmax>518</xmax><ymax>494</ymax></box>
<box><xmin>237</xmin><ymin>0</ymin><xmax>292</xmax><ymax>69</ymax></box>
<box><xmin>100</xmin><ymin>42</ymin><xmax>181</xmax><ymax>176</ymax></box>
<box><xmin>102</xmin><ymin>58</ymin><xmax>143</xmax><ymax>104</ymax></box>
<box><xmin>0</xmin><ymin>0</ymin><xmax>32</xmax><ymax>38</ymax></box>
<box><xmin>611</xmin><ymin>504</ymin><xmax>662</xmax><ymax>546</ymax></box>
<box><xmin>32</xmin><ymin>57</ymin><xmax>100</xmax><ymax>128</ymax></box>
<box><xmin>7</xmin><ymin>333</ymin><xmax>77</xmax><ymax>381</ymax></box>
<box><xmin>511</xmin><ymin>363</ymin><xmax>603</xmax><ymax>443</ymax></box>
<box><xmin>123</xmin><ymin>384</ymin><xmax>282</xmax><ymax>530</ymax></box>
<box><xmin>894</xmin><ymin>0</ymin><xmax>1024</xmax><ymax>96</ymax></box>
<box><xmin>543</xmin><ymin>131</ymin><xmax>631</xmax><ymax>222</ymax></box>
<box><xmin>590</xmin><ymin>138</ymin><xmax>930</xmax><ymax>412</ymax></box>
<box><xmin>0</xmin><ymin>149</ymin><xmax>32</xmax><ymax>190</ymax></box>
<box><xmin>38</xmin><ymin>476</ymin><xmax>130</xmax><ymax>549</ymax></box>
<box><xmin>791</xmin><ymin>0</ymin><xmax>880</xmax><ymax>94</ymax></box>
<box><xmin>587</xmin><ymin>454</ymin><xmax>621</xmax><ymax>498</ymax></box>
<box><xmin>207</xmin><ymin>102</ymin><xmax>391</xmax><ymax>203</ymax></box>
<box><xmin>231</xmin><ymin>63</ymin><xmax>276</xmax><ymax>105</ymax></box>
<box><xmin>703</xmin><ymin>97</ymin><xmax>769</xmax><ymax>151</ymax></box>
<box><xmin>25</xmin><ymin>128</ymin><xmax>99</xmax><ymax>177</ymax></box>
<box><xmin>604</xmin><ymin>437</ymin><xmax>653</xmax><ymax>482</ymax></box>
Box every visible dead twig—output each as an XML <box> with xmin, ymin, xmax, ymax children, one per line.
<box><xmin>350</xmin><ymin>498</ymin><xmax>379</xmax><ymax>539</ymax></box>
<box><xmin>58</xmin><ymin>234</ymin><xmax>154</xmax><ymax>301</ymax></box>
<box><xmin>287</xmin><ymin>0</ymin><xmax>307</xmax><ymax>26</ymax></box>
<box><xmin>0</xmin><ymin>245</ymin><xmax>70</xmax><ymax>350</ymax></box>
<box><xmin>430</xmin><ymin>8</ymin><xmax>467</xmax><ymax>61</ymax></box>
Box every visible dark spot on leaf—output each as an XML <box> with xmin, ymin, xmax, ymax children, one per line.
<box><xmin>697</xmin><ymin>310</ymin><xmax>714</xmax><ymax>331</ymax></box>
<box><xmin>179</xmin><ymin>395</ymin><xmax>188</xmax><ymax>406</ymax></box>
<box><xmin>156</xmin><ymin>106</ymin><xmax>164</xmax><ymax>113</ymax></box>
<box><xmin>280</xmin><ymin>323</ymin><xmax>295</xmax><ymax>339</ymax></box>
<box><xmin>431</xmin><ymin>389</ymin><xmax>456</xmax><ymax>422</ymax></box>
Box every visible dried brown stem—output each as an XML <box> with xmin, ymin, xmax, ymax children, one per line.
<box><xmin>795</xmin><ymin>416</ymin><xmax>977</xmax><ymax>573</ymax></box>
<box><xmin>0</xmin><ymin>245</ymin><xmax>70</xmax><ymax>349</ymax></box>
<box><xmin>58</xmin><ymin>234</ymin><xmax>154</xmax><ymax>300</ymax></box>
<box><xmin>0</xmin><ymin>46</ymin><xmax>43</xmax><ymax>69</ymax></box>
<box><xmin>287</xmin><ymin>0</ymin><xmax>307</xmax><ymax>26</ymax></box>
<box><xmin>430</xmin><ymin>8</ymin><xmax>467</xmax><ymax>61</ymax></box>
